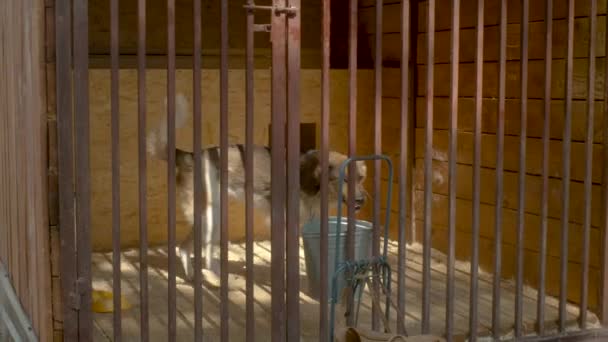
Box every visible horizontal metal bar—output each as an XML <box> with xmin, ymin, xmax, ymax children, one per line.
<box><xmin>243</xmin><ymin>4</ymin><xmax>297</xmax><ymax>15</ymax></box>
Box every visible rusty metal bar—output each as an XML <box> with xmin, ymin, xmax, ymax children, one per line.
<box><xmin>346</xmin><ymin>0</ymin><xmax>358</xmax><ymax>326</ymax></box>
<box><xmin>55</xmin><ymin>0</ymin><xmax>77</xmax><ymax>339</ymax></box>
<box><xmin>245</xmin><ymin>0</ymin><xmax>255</xmax><ymax>341</ymax></box>
<box><xmin>469</xmin><ymin>0</ymin><xmax>484</xmax><ymax>340</ymax></box>
<box><xmin>220</xmin><ymin>0</ymin><xmax>230</xmax><ymax>340</ymax></box>
<box><xmin>560</xmin><ymin>0</ymin><xmax>575</xmax><ymax>332</ymax></box>
<box><xmin>346</xmin><ymin>0</ymin><xmax>358</xmax><ymax>267</ymax></box>
<box><xmin>166</xmin><ymin>0</ymin><xmax>177</xmax><ymax>339</ymax></box>
<box><xmin>73</xmin><ymin>0</ymin><xmax>92</xmax><ymax>338</ymax></box>
<box><xmin>319</xmin><ymin>0</ymin><xmax>331</xmax><ymax>339</ymax></box>
<box><xmin>537</xmin><ymin>0</ymin><xmax>552</xmax><ymax>335</ymax></box>
<box><xmin>492</xmin><ymin>0</ymin><xmax>507</xmax><ymax>338</ymax></box>
<box><xmin>192</xmin><ymin>0</ymin><xmax>203</xmax><ymax>339</ymax></box>
<box><xmin>445</xmin><ymin>0</ymin><xmax>459</xmax><ymax>339</ymax></box>
<box><xmin>137</xmin><ymin>0</ymin><xmax>149</xmax><ymax>339</ymax></box>
<box><xmin>110</xmin><ymin>0</ymin><xmax>122</xmax><ymax>338</ymax></box>
<box><xmin>371</xmin><ymin>0</ymin><xmax>383</xmax><ymax>330</ymax></box>
<box><xmin>580</xmin><ymin>0</ymin><xmax>597</xmax><ymax>328</ymax></box>
<box><xmin>602</xmin><ymin>0</ymin><xmax>608</xmax><ymax>325</ymax></box>
<box><xmin>271</xmin><ymin>0</ymin><xmax>287</xmax><ymax>339</ymax></box>
<box><xmin>421</xmin><ymin>0</ymin><xmax>435</xmax><ymax>334</ymax></box>
<box><xmin>286</xmin><ymin>0</ymin><xmax>301</xmax><ymax>339</ymax></box>
<box><xmin>397</xmin><ymin>0</ymin><xmax>410</xmax><ymax>335</ymax></box>
<box><xmin>515</xmin><ymin>0</ymin><xmax>529</xmax><ymax>338</ymax></box>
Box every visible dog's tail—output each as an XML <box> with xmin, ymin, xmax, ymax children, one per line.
<box><xmin>147</xmin><ymin>93</ymin><xmax>190</xmax><ymax>160</ymax></box>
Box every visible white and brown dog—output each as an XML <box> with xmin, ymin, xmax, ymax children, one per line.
<box><xmin>147</xmin><ymin>94</ymin><xmax>368</xmax><ymax>287</ymax></box>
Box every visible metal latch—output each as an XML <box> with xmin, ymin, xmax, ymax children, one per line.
<box><xmin>243</xmin><ymin>3</ymin><xmax>298</xmax><ymax>17</ymax></box>
<box><xmin>254</xmin><ymin>24</ymin><xmax>272</xmax><ymax>32</ymax></box>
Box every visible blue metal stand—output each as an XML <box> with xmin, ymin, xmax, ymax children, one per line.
<box><xmin>328</xmin><ymin>154</ymin><xmax>396</xmax><ymax>341</ymax></box>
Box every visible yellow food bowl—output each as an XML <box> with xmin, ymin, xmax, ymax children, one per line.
<box><xmin>92</xmin><ymin>289</ymin><xmax>132</xmax><ymax>313</ymax></box>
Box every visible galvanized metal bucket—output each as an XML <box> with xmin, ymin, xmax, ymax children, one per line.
<box><xmin>302</xmin><ymin>217</ymin><xmax>373</xmax><ymax>301</ymax></box>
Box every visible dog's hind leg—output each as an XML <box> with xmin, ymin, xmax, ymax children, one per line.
<box><xmin>178</xmin><ymin>229</ymin><xmax>195</xmax><ymax>282</ymax></box>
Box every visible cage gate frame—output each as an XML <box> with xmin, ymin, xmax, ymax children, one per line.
<box><xmin>45</xmin><ymin>0</ymin><xmax>608</xmax><ymax>341</ymax></box>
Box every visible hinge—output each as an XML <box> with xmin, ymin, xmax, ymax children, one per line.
<box><xmin>68</xmin><ymin>277</ymin><xmax>87</xmax><ymax>310</ymax></box>
<box><xmin>243</xmin><ymin>3</ymin><xmax>298</xmax><ymax>17</ymax></box>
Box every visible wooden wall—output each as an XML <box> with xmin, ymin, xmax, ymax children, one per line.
<box><xmin>87</xmin><ymin>0</ymin><xmax>376</xmax><ymax>69</ymax></box>
<box><xmin>361</xmin><ymin>0</ymin><xmax>608</xmax><ymax>312</ymax></box>
<box><xmin>0</xmin><ymin>0</ymin><xmax>52</xmax><ymax>340</ymax></box>
<box><xmin>87</xmin><ymin>69</ymin><xmax>377</xmax><ymax>251</ymax></box>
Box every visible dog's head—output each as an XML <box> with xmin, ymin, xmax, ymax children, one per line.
<box><xmin>300</xmin><ymin>150</ymin><xmax>368</xmax><ymax>212</ymax></box>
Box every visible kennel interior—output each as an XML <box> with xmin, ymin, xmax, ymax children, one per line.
<box><xmin>2</xmin><ymin>0</ymin><xmax>608</xmax><ymax>341</ymax></box>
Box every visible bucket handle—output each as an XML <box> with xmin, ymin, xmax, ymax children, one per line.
<box><xmin>329</xmin><ymin>154</ymin><xmax>394</xmax><ymax>340</ymax></box>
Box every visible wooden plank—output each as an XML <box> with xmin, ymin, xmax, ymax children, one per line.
<box><xmin>0</xmin><ymin>0</ymin><xmax>7</xmax><ymax>268</ymax></box>
<box><xmin>412</xmin><ymin>159</ymin><xmax>604</xmax><ymax>229</ymax></box>
<box><xmin>366</xmin><ymin>16</ymin><xmax>608</xmax><ymax>63</ymax></box>
<box><xmin>415</xmin><ymin>0</ymin><xmax>608</xmax><ymax>32</ymax></box>
<box><xmin>409</xmin><ymin>96</ymin><xmax>606</xmax><ymax>143</ymax></box>
<box><xmin>88</xmin><ymin>49</ymin><xmax>324</xmax><ymax>69</ymax></box>
<box><xmin>414</xmin><ymin>221</ymin><xmax>602</xmax><ymax>309</ymax></box>
<box><xmin>16</xmin><ymin>0</ymin><xmax>31</xmax><ymax>315</ymax></box>
<box><xmin>6</xmin><ymin>0</ymin><xmax>20</xmax><ymax>297</ymax></box>
<box><xmin>31</xmin><ymin>0</ymin><xmax>52</xmax><ymax>336</ymax></box>
<box><xmin>87</xmin><ymin>0</ymin><xmax>322</xmax><ymax>62</ymax></box>
<box><xmin>88</xmin><ymin>241</ymin><xmax>593</xmax><ymax>339</ymax></box>
<box><xmin>415</xmin><ymin>17</ymin><xmax>607</xmax><ymax>63</ymax></box>
<box><xmin>415</xmin><ymin>59</ymin><xmax>606</xmax><ymax>100</ymax></box>
<box><xmin>44</xmin><ymin>5</ymin><xmax>55</xmax><ymax>63</ymax></box>
<box><xmin>413</xmin><ymin>128</ymin><xmax>604</xmax><ymax>184</ymax></box>
<box><xmin>359</xmin><ymin>0</ymin><xmax>400</xmax><ymax>8</ymax></box>
<box><xmin>410</xmin><ymin>186</ymin><xmax>602</xmax><ymax>267</ymax></box>
<box><xmin>47</xmin><ymin>119</ymin><xmax>58</xmax><ymax>227</ymax></box>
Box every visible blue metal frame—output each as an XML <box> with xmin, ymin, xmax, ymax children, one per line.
<box><xmin>328</xmin><ymin>154</ymin><xmax>395</xmax><ymax>340</ymax></box>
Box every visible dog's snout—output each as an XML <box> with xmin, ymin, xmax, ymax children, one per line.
<box><xmin>355</xmin><ymin>197</ymin><xmax>365</xmax><ymax>205</ymax></box>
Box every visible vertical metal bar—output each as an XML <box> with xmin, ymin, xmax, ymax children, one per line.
<box><xmin>220</xmin><ymin>0</ymin><xmax>230</xmax><ymax>341</ymax></box>
<box><xmin>445</xmin><ymin>0</ymin><xmax>459</xmax><ymax>339</ymax></box>
<box><xmin>110</xmin><ymin>0</ymin><xmax>122</xmax><ymax>338</ymax></box>
<box><xmin>320</xmin><ymin>0</ymin><xmax>331</xmax><ymax>339</ymax></box>
<box><xmin>137</xmin><ymin>0</ymin><xmax>149</xmax><ymax>339</ymax></box>
<box><xmin>515</xmin><ymin>0</ymin><xmax>529</xmax><ymax>338</ymax></box>
<box><xmin>346</xmin><ymin>0</ymin><xmax>358</xmax><ymax>326</ymax></box>
<box><xmin>286</xmin><ymin>1</ymin><xmax>301</xmax><ymax>340</ymax></box>
<box><xmin>493</xmin><ymin>1</ymin><xmax>507</xmax><ymax>338</ymax></box>
<box><xmin>421</xmin><ymin>0</ymin><xmax>435</xmax><ymax>334</ymax></box>
<box><xmin>372</xmin><ymin>0</ymin><xmax>383</xmax><ymax>330</ymax></box>
<box><xmin>271</xmin><ymin>0</ymin><xmax>287</xmax><ymax>340</ymax></box>
<box><xmin>560</xmin><ymin>0</ymin><xmax>575</xmax><ymax>332</ymax></box>
<box><xmin>55</xmin><ymin>0</ymin><xmax>77</xmax><ymax>339</ymax></box>
<box><xmin>346</xmin><ymin>0</ymin><xmax>358</xmax><ymax>267</ymax></box>
<box><xmin>73</xmin><ymin>0</ymin><xmax>92</xmax><ymax>338</ymax></box>
<box><xmin>193</xmin><ymin>0</ymin><xmax>203</xmax><ymax>339</ymax></box>
<box><xmin>245</xmin><ymin>1</ymin><xmax>255</xmax><ymax>341</ymax></box>
<box><xmin>492</xmin><ymin>0</ymin><xmax>507</xmax><ymax>339</ymax></box>
<box><xmin>397</xmin><ymin>0</ymin><xmax>410</xmax><ymax>335</ymax></box>
<box><xmin>537</xmin><ymin>0</ymin><xmax>552</xmax><ymax>335</ymax></box>
<box><xmin>469</xmin><ymin>0</ymin><xmax>484</xmax><ymax>340</ymax></box>
<box><xmin>580</xmin><ymin>0</ymin><xmax>597</xmax><ymax>329</ymax></box>
<box><xmin>166</xmin><ymin>0</ymin><xmax>177</xmax><ymax>339</ymax></box>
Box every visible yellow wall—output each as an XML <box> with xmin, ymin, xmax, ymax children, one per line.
<box><xmin>89</xmin><ymin>69</ymin><xmax>377</xmax><ymax>251</ymax></box>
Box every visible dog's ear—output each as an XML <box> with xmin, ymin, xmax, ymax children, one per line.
<box><xmin>312</xmin><ymin>152</ymin><xmax>340</xmax><ymax>180</ymax></box>
<box><xmin>300</xmin><ymin>151</ymin><xmax>321</xmax><ymax>195</ymax></box>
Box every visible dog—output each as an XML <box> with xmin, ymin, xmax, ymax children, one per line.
<box><xmin>147</xmin><ymin>94</ymin><xmax>368</xmax><ymax>287</ymax></box>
